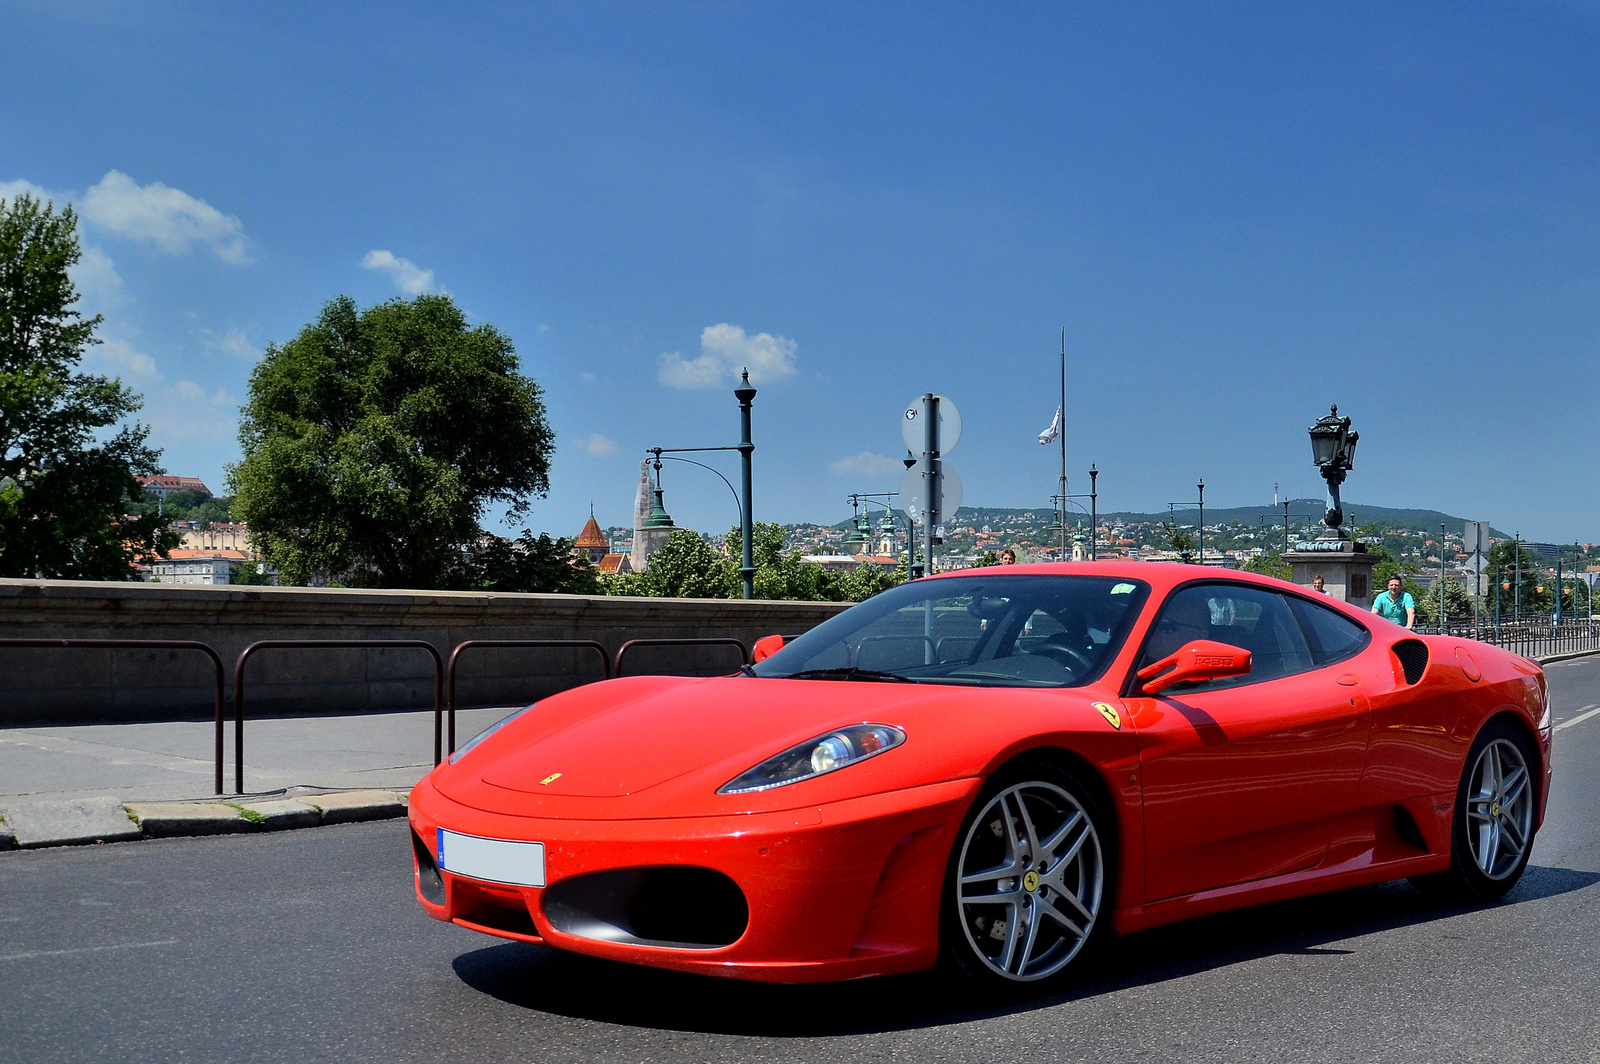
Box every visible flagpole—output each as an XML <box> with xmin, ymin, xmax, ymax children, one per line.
<box><xmin>1059</xmin><ymin>329</ymin><xmax>1067</xmax><ymax>562</ymax></box>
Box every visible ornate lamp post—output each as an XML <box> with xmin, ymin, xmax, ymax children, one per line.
<box><xmin>1307</xmin><ymin>404</ymin><xmax>1359</xmax><ymax>545</ymax></box>
<box><xmin>1286</xmin><ymin>404</ymin><xmax>1376</xmax><ymax>606</ymax></box>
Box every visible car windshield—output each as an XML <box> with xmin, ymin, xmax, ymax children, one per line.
<box><xmin>753</xmin><ymin>574</ymin><xmax>1151</xmax><ymax>688</ymax></box>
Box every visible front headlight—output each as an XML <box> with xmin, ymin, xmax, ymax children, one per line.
<box><xmin>448</xmin><ymin>704</ymin><xmax>535</xmax><ymax>763</ymax></box>
<box><xmin>717</xmin><ymin>723</ymin><xmax>905</xmax><ymax>794</ymax></box>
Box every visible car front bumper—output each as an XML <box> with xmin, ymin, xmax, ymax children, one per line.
<box><xmin>407</xmin><ymin>774</ymin><xmax>980</xmax><ymax>983</ymax></box>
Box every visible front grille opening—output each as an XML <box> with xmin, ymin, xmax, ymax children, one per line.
<box><xmin>451</xmin><ymin>879</ymin><xmax>539</xmax><ymax>937</ymax></box>
<box><xmin>1393</xmin><ymin>639</ymin><xmax>1429</xmax><ymax>685</ymax></box>
<box><xmin>543</xmin><ymin>867</ymin><xmax>749</xmax><ymax>949</ymax></box>
<box><xmin>412</xmin><ymin>829</ymin><xmax>446</xmax><ymax>905</ymax></box>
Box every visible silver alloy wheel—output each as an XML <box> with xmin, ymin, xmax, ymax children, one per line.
<box><xmin>1466</xmin><ymin>737</ymin><xmax>1534</xmax><ymax>881</ymax></box>
<box><xmin>956</xmin><ymin>780</ymin><xmax>1103</xmax><ymax>982</ymax></box>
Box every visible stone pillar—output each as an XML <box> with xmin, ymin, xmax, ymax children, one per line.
<box><xmin>1286</xmin><ymin>547</ymin><xmax>1379</xmax><ymax>609</ymax></box>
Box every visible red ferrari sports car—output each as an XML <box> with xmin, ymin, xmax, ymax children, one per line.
<box><xmin>408</xmin><ymin>562</ymin><xmax>1550</xmax><ymax>993</ymax></box>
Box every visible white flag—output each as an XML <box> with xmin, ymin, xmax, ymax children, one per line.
<box><xmin>1037</xmin><ymin>405</ymin><xmax>1061</xmax><ymax>445</ymax></box>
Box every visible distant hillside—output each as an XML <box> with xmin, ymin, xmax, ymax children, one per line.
<box><xmin>855</xmin><ymin>500</ymin><xmax>1507</xmax><ymax>538</ymax></box>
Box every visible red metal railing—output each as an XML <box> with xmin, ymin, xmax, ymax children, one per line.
<box><xmin>232</xmin><ymin>639</ymin><xmax>444</xmax><ymax>795</ymax></box>
<box><xmin>613</xmin><ymin>637</ymin><xmax>751</xmax><ymax>677</ymax></box>
<box><xmin>0</xmin><ymin>638</ymin><xmax>227</xmax><ymax>794</ymax></box>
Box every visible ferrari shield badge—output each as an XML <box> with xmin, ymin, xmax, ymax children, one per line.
<box><xmin>1092</xmin><ymin>702</ymin><xmax>1122</xmax><ymax>730</ymax></box>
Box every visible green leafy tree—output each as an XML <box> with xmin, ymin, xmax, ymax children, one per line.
<box><xmin>1413</xmin><ymin>576</ymin><xmax>1476</xmax><ymax>627</ymax></box>
<box><xmin>1241</xmin><ymin>554</ymin><xmax>1292</xmax><ymax>581</ymax></box>
<box><xmin>969</xmin><ymin>551</ymin><xmax>1001</xmax><ymax>568</ymax></box>
<box><xmin>188</xmin><ymin>495</ymin><xmax>235</xmax><ymax>527</ymax></box>
<box><xmin>232</xmin><ymin>559</ymin><xmax>275</xmax><ymax>586</ymax></box>
<box><xmin>1161</xmin><ymin>521</ymin><xmax>1194</xmax><ymax>564</ymax></box>
<box><xmin>0</xmin><ymin>193</ymin><xmax>174</xmax><ymax>578</ymax></box>
<box><xmin>230</xmin><ymin>295</ymin><xmax>553</xmax><ymax>587</ymax></box>
<box><xmin>1483</xmin><ymin>541</ymin><xmax>1549</xmax><ymax>615</ymax></box>
<box><xmin>462</xmin><ymin>531</ymin><xmax>599</xmax><ymax>595</ymax></box>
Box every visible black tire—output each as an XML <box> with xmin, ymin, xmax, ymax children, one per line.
<box><xmin>940</xmin><ymin>760</ymin><xmax>1114</xmax><ymax>995</ymax></box>
<box><xmin>1410</xmin><ymin>718</ymin><xmax>1538</xmax><ymax>903</ymax></box>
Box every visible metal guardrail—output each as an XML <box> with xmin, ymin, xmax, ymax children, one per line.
<box><xmin>445</xmin><ymin>640</ymin><xmax>611</xmax><ymax>756</ymax></box>
<box><xmin>0</xmin><ymin>638</ymin><xmax>227</xmax><ymax>794</ymax></box>
<box><xmin>613</xmin><ymin>637</ymin><xmax>751</xmax><ymax>677</ymax></box>
<box><xmin>7</xmin><ymin>634</ymin><xmax>774</xmax><ymax>795</ymax></box>
<box><xmin>233</xmin><ymin>639</ymin><xmax>444</xmax><ymax>795</ymax></box>
<box><xmin>1422</xmin><ymin>619</ymin><xmax>1600</xmax><ymax>660</ymax></box>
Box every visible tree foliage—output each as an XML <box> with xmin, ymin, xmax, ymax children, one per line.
<box><xmin>0</xmin><ymin>193</ymin><xmax>174</xmax><ymax>578</ymax></box>
<box><xmin>1241</xmin><ymin>553</ymin><xmax>1291</xmax><ymax>581</ymax></box>
<box><xmin>603</xmin><ymin>523</ymin><xmax>904</xmax><ymax>602</ymax></box>
<box><xmin>230</xmin><ymin>294</ymin><xmax>553</xmax><ymax>588</ymax></box>
<box><xmin>461</xmin><ymin>531</ymin><xmax>600</xmax><ymax>595</ymax></box>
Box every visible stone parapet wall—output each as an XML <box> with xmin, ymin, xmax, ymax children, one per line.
<box><xmin>0</xmin><ymin>580</ymin><xmax>850</xmax><ymax>725</ymax></box>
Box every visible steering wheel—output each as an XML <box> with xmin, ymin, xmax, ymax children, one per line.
<box><xmin>1036</xmin><ymin>638</ymin><xmax>1095</xmax><ymax>674</ymax></box>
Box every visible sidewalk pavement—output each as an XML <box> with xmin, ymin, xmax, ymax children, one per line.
<box><xmin>0</xmin><ymin>706</ymin><xmax>515</xmax><ymax>849</ymax></box>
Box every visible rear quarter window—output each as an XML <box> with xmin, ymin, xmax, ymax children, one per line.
<box><xmin>1287</xmin><ymin>595</ymin><xmax>1372</xmax><ymax>666</ymax></box>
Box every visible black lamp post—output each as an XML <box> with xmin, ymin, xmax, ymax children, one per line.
<box><xmin>644</xmin><ymin>370</ymin><xmax>758</xmax><ymax>599</ymax></box>
<box><xmin>1308</xmin><ymin>405</ymin><xmax>1359</xmax><ymax>544</ymax></box>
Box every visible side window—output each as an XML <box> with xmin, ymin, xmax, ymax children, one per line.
<box><xmin>1287</xmin><ymin>595</ymin><xmax>1371</xmax><ymax>666</ymax></box>
<box><xmin>1138</xmin><ymin>584</ymin><xmax>1315</xmax><ymax>692</ymax></box>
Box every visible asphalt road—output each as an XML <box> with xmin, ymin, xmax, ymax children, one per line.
<box><xmin>5</xmin><ymin>657</ymin><xmax>1600</xmax><ymax>1064</ymax></box>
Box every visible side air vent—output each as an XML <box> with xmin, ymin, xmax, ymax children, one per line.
<box><xmin>1393</xmin><ymin>639</ymin><xmax>1429</xmax><ymax>685</ymax></box>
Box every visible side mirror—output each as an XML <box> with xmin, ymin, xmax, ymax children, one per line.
<box><xmin>1137</xmin><ymin>639</ymin><xmax>1252</xmax><ymax>695</ymax></box>
<box><xmin>752</xmin><ymin>634</ymin><xmax>785</xmax><ymax>663</ymax></box>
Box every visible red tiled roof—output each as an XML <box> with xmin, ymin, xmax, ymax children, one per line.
<box><xmin>598</xmin><ymin>553</ymin><xmax>628</xmax><ymax>574</ymax></box>
<box><xmin>575</xmin><ymin>516</ymin><xmax>608</xmax><ymax>548</ymax></box>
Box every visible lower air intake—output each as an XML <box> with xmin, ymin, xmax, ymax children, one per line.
<box><xmin>543</xmin><ymin>867</ymin><xmax>749</xmax><ymax>949</ymax></box>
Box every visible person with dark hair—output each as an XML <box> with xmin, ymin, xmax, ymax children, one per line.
<box><xmin>999</xmin><ymin>548</ymin><xmax>1017</xmax><ymax>565</ymax></box>
<box><xmin>1312</xmin><ymin>574</ymin><xmax>1329</xmax><ymax>595</ymax></box>
<box><xmin>1372</xmin><ymin>575</ymin><xmax>1415</xmax><ymax>628</ymax></box>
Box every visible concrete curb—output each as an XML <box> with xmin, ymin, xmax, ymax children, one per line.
<box><xmin>0</xmin><ymin>790</ymin><xmax>407</xmax><ymax>852</ymax></box>
<box><xmin>1535</xmin><ymin>648</ymin><xmax>1600</xmax><ymax>665</ymax></box>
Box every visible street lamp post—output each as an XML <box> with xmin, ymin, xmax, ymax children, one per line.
<box><xmin>1051</xmin><ymin>465</ymin><xmax>1101</xmax><ymax>562</ymax></box>
<box><xmin>1307</xmin><ymin>405</ymin><xmax>1359</xmax><ymax>545</ymax></box>
<box><xmin>644</xmin><ymin>370</ymin><xmax>758</xmax><ymax>600</ymax></box>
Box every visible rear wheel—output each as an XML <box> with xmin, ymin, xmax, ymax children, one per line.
<box><xmin>941</xmin><ymin>761</ymin><xmax>1112</xmax><ymax>994</ymax></box>
<box><xmin>1411</xmin><ymin>719</ymin><xmax>1538</xmax><ymax>902</ymax></box>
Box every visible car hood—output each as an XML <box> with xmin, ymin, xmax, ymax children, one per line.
<box><xmin>474</xmin><ymin>674</ymin><xmax>953</xmax><ymax>797</ymax></box>
<box><xmin>432</xmin><ymin>673</ymin><xmax>1135</xmax><ymax>818</ymax></box>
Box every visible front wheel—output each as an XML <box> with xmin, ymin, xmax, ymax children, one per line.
<box><xmin>1411</xmin><ymin>719</ymin><xmax>1538</xmax><ymax>902</ymax></box>
<box><xmin>941</xmin><ymin>762</ymin><xmax>1112</xmax><ymax>994</ymax></box>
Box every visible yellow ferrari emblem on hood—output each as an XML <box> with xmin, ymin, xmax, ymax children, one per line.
<box><xmin>1093</xmin><ymin>702</ymin><xmax>1122</xmax><ymax>730</ymax></box>
<box><xmin>539</xmin><ymin>773</ymin><xmax>563</xmax><ymax>786</ymax></box>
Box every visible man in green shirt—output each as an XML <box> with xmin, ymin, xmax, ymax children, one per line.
<box><xmin>1372</xmin><ymin>575</ymin><xmax>1415</xmax><ymax>629</ymax></box>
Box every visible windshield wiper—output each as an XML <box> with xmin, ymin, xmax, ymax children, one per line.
<box><xmin>782</xmin><ymin>667</ymin><xmax>919</xmax><ymax>684</ymax></box>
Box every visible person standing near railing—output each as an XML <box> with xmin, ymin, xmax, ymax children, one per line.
<box><xmin>1372</xmin><ymin>575</ymin><xmax>1416</xmax><ymax>630</ymax></box>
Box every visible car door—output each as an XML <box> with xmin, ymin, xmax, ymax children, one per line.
<box><xmin>1126</xmin><ymin>582</ymin><xmax>1371</xmax><ymax>901</ymax></box>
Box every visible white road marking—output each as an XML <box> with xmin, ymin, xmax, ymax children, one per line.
<box><xmin>1555</xmin><ymin>706</ymin><xmax>1600</xmax><ymax>732</ymax></box>
<box><xmin>0</xmin><ymin>939</ymin><xmax>177</xmax><ymax>962</ymax></box>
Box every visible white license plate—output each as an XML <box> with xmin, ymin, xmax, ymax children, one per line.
<box><xmin>437</xmin><ymin>830</ymin><xmax>546</xmax><ymax>887</ymax></box>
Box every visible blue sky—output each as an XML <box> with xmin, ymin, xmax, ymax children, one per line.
<box><xmin>3</xmin><ymin>2</ymin><xmax>1596</xmax><ymax>541</ymax></box>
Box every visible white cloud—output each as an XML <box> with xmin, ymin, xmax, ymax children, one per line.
<box><xmin>198</xmin><ymin>326</ymin><xmax>259</xmax><ymax>360</ymax></box>
<box><xmin>81</xmin><ymin>171</ymin><xmax>252</xmax><ymax>264</ymax></box>
<box><xmin>89</xmin><ymin>337</ymin><xmax>160</xmax><ymax>380</ymax></box>
<box><xmin>579</xmin><ymin>371</ymin><xmax>597</xmax><ymax>383</ymax></box>
<box><xmin>574</xmin><ymin>433</ymin><xmax>619</xmax><ymax>457</ymax></box>
<box><xmin>362</xmin><ymin>249</ymin><xmax>435</xmax><ymax>295</ymax></box>
<box><xmin>70</xmin><ymin>246</ymin><xmax>126</xmax><ymax>311</ymax></box>
<box><xmin>829</xmin><ymin>451</ymin><xmax>903</xmax><ymax>477</ymax></box>
<box><xmin>0</xmin><ymin>178</ymin><xmax>54</xmax><ymax>205</ymax></box>
<box><xmin>657</xmin><ymin>323</ymin><xmax>798</xmax><ymax>389</ymax></box>
<box><xmin>147</xmin><ymin>380</ymin><xmax>238</xmax><ymax>444</ymax></box>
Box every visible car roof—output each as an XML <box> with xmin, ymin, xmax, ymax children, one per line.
<box><xmin>928</xmin><ymin>561</ymin><xmax>1311</xmax><ymax>598</ymax></box>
